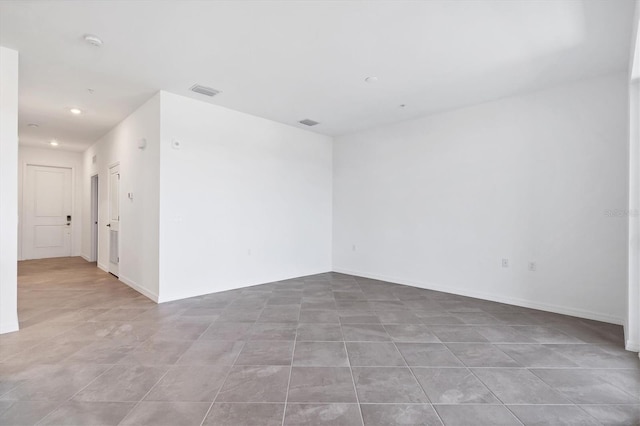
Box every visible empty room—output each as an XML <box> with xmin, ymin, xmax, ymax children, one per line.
<box><xmin>0</xmin><ymin>0</ymin><xmax>639</xmax><ymax>425</ymax></box>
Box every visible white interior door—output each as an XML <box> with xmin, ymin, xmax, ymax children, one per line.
<box><xmin>23</xmin><ymin>165</ymin><xmax>72</xmax><ymax>259</ymax></box>
<box><xmin>108</xmin><ymin>164</ymin><xmax>120</xmax><ymax>276</ymax></box>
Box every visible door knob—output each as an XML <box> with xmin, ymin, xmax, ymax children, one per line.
<box><xmin>106</xmin><ymin>224</ymin><xmax>111</xmax><ymax>227</ymax></box>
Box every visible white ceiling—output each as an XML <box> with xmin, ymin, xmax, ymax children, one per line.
<box><xmin>0</xmin><ymin>0</ymin><xmax>635</xmax><ymax>152</ymax></box>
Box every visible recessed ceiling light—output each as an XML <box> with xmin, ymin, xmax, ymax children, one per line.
<box><xmin>70</xmin><ymin>108</ymin><xmax>82</xmax><ymax>115</ymax></box>
<box><xmin>50</xmin><ymin>140</ymin><xmax>59</xmax><ymax>146</ymax></box>
<box><xmin>27</xmin><ymin>123</ymin><xmax>39</xmax><ymax>128</ymax></box>
<box><xmin>365</xmin><ymin>76</ymin><xmax>378</xmax><ymax>83</ymax></box>
<box><xmin>83</xmin><ymin>34</ymin><xmax>103</xmax><ymax>47</ymax></box>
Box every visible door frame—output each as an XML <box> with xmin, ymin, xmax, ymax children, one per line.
<box><xmin>20</xmin><ymin>162</ymin><xmax>76</xmax><ymax>260</ymax></box>
<box><xmin>90</xmin><ymin>173</ymin><xmax>99</xmax><ymax>262</ymax></box>
<box><xmin>107</xmin><ymin>161</ymin><xmax>120</xmax><ymax>277</ymax></box>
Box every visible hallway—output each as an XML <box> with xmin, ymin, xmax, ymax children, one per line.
<box><xmin>0</xmin><ymin>257</ymin><xmax>638</xmax><ymax>425</ymax></box>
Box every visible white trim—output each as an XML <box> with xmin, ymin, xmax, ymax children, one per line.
<box><xmin>157</xmin><ymin>269</ymin><xmax>333</xmax><ymax>304</ymax></box>
<box><xmin>629</xmin><ymin>79</ymin><xmax>640</xmax><ymax>357</ymax></box>
<box><xmin>626</xmin><ymin>339</ymin><xmax>640</xmax><ymax>352</ymax></box>
<box><xmin>89</xmin><ymin>173</ymin><xmax>99</xmax><ymax>262</ymax></box>
<box><xmin>0</xmin><ymin>320</ymin><xmax>19</xmax><ymax>334</ymax></box>
<box><xmin>630</xmin><ymin>0</ymin><xmax>640</xmax><ymax>79</ymax></box>
<box><xmin>107</xmin><ymin>162</ymin><xmax>120</xmax><ymax>276</ymax></box>
<box><xmin>97</xmin><ymin>262</ymin><xmax>109</xmax><ymax>272</ymax></box>
<box><xmin>80</xmin><ymin>253</ymin><xmax>92</xmax><ymax>262</ymax></box>
<box><xmin>119</xmin><ymin>275</ymin><xmax>159</xmax><ymax>303</ymax></box>
<box><xmin>333</xmin><ymin>268</ymin><xmax>624</xmax><ymax>326</ymax></box>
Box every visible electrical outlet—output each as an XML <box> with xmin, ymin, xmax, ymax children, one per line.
<box><xmin>501</xmin><ymin>258</ymin><xmax>509</xmax><ymax>268</ymax></box>
<box><xmin>528</xmin><ymin>262</ymin><xmax>537</xmax><ymax>271</ymax></box>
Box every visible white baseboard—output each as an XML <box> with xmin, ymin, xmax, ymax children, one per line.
<box><xmin>119</xmin><ymin>275</ymin><xmax>159</xmax><ymax>303</ymax></box>
<box><xmin>626</xmin><ymin>339</ymin><xmax>640</xmax><ymax>352</ymax></box>
<box><xmin>97</xmin><ymin>262</ymin><xmax>108</xmax><ymax>272</ymax></box>
<box><xmin>333</xmin><ymin>268</ymin><xmax>624</xmax><ymax>326</ymax></box>
<box><xmin>157</xmin><ymin>269</ymin><xmax>333</xmax><ymax>304</ymax></box>
<box><xmin>0</xmin><ymin>320</ymin><xmax>19</xmax><ymax>335</ymax></box>
<box><xmin>80</xmin><ymin>254</ymin><xmax>92</xmax><ymax>262</ymax></box>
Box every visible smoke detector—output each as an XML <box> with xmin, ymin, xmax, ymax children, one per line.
<box><xmin>190</xmin><ymin>85</ymin><xmax>221</xmax><ymax>97</ymax></box>
<box><xmin>83</xmin><ymin>34</ymin><xmax>103</xmax><ymax>47</ymax></box>
<box><xmin>298</xmin><ymin>119</ymin><xmax>319</xmax><ymax>127</ymax></box>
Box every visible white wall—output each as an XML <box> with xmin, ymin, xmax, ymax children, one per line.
<box><xmin>82</xmin><ymin>94</ymin><xmax>160</xmax><ymax>301</ymax></box>
<box><xmin>334</xmin><ymin>72</ymin><xmax>628</xmax><ymax>325</ymax></box>
<box><xmin>18</xmin><ymin>146</ymin><xmax>83</xmax><ymax>260</ymax></box>
<box><xmin>0</xmin><ymin>47</ymin><xmax>19</xmax><ymax>334</ymax></box>
<box><xmin>158</xmin><ymin>92</ymin><xmax>332</xmax><ymax>302</ymax></box>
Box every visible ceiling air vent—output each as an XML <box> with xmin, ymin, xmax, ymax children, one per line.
<box><xmin>299</xmin><ymin>119</ymin><xmax>319</xmax><ymax>126</ymax></box>
<box><xmin>190</xmin><ymin>84</ymin><xmax>221</xmax><ymax>97</ymax></box>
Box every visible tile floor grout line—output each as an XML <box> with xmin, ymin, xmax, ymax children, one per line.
<box><xmin>198</xmin><ymin>338</ymin><xmax>249</xmax><ymax>426</ymax></box>
<box><xmin>280</xmin><ymin>322</ymin><xmax>299</xmax><ymax>426</ymax></box>
<box><xmin>393</xmin><ymin>339</ymin><xmax>447</xmax><ymax>426</ymax></box>
<box><xmin>0</xmin><ymin>323</ymin><xmax>89</xmax><ymax>365</ymax></box>
<box><xmin>527</xmin><ymin>367</ymin><xmax>640</xmax><ymax>405</ymax></box>
<box><xmin>347</xmin><ymin>280</ymin><xmax>369</xmax><ymax>425</ymax></box>
<box><xmin>567</xmin><ymin>368</ymin><xmax>640</xmax><ymax>401</ymax></box>
<box><xmin>32</xmin><ymin>362</ymin><xmax>121</xmax><ymax>425</ymax></box>
<box><xmin>191</xmin><ymin>316</ymin><xmax>222</xmax><ymax>342</ymax></box>
<box><xmin>171</xmin><ymin>337</ymin><xmax>205</xmax><ymax>367</ymax></box>
<box><xmin>464</xmin><ymin>364</ymin><xmax>511</xmax><ymax>407</ymax></box>
<box><xmin>29</xmin><ymin>401</ymin><xmax>65</xmax><ymax>426</ymax></box>
<box><xmin>115</xmin><ymin>367</ymin><xmax>173</xmax><ymax>426</ymax></box>
<box><xmin>22</xmin><ymin>400</ymin><xmax>632</xmax><ymax>406</ymax></box>
<box><xmin>555</xmin><ymin>402</ymin><xmax>602</xmax><ymax>426</ymax></box>
<box><xmin>494</xmin><ymin>404</ymin><xmax>527</xmax><ymax>426</ymax></box>
<box><xmin>341</xmin><ymin>324</ymin><xmax>366</xmax><ymax>426</ymax></box>
<box><xmin>449</xmin><ymin>346</ymin><xmax>524</xmax><ymax>419</ymax></box>
<box><xmin>61</xmin><ymin>363</ymin><xmax>119</xmax><ymax>401</ymax></box>
<box><xmin>466</xmin><ymin>364</ymin><xmax>588</xmax><ymax>426</ymax></box>
<box><xmin>24</xmin><ymin>327</ymin><xmax>154</xmax><ymax>412</ymax></box>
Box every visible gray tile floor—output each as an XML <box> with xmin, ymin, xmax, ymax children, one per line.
<box><xmin>0</xmin><ymin>257</ymin><xmax>638</xmax><ymax>425</ymax></box>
